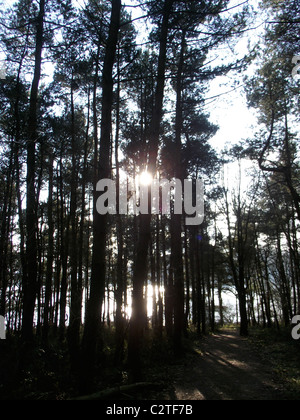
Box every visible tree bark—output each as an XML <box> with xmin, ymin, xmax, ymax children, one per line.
<box><xmin>81</xmin><ymin>0</ymin><xmax>121</xmax><ymax>390</ymax></box>
<box><xmin>43</xmin><ymin>151</ymin><xmax>54</xmax><ymax>345</ymax></box>
<box><xmin>22</xmin><ymin>0</ymin><xmax>45</xmax><ymax>343</ymax></box>
<box><xmin>114</xmin><ymin>51</ymin><xmax>126</xmax><ymax>364</ymax></box>
<box><xmin>68</xmin><ymin>76</ymin><xmax>81</xmax><ymax>370</ymax></box>
<box><xmin>172</xmin><ymin>30</ymin><xmax>186</xmax><ymax>355</ymax></box>
<box><xmin>128</xmin><ymin>0</ymin><xmax>174</xmax><ymax>377</ymax></box>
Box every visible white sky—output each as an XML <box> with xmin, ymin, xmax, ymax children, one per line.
<box><xmin>206</xmin><ymin>80</ymin><xmax>259</xmax><ymax>153</ymax></box>
<box><xmin>204</xmin><ymin>0</ymin><xmax>266</xmax><ymax>152</ymax></box>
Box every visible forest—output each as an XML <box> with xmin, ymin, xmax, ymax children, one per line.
<box><xmin>0</xmin><ymin>0</ymin><xmax>299</xmax><ymax>401</ymax></box>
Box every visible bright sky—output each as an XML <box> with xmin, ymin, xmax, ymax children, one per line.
<box><xmin>204</xmin><ymin>0</ymin><xmax>266</xmax><ymax>153</ymax></box>
<box><xmin>206</xmin><ymin>80</ymin><xmax>258</xmax><ymax>152</ymax></box>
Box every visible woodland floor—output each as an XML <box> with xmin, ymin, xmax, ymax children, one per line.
<box><xmin>1</xmin><ymin>326</ymin><xmax>300</xmax><ymax>400</ymax></box>
<box><xmin>140</xmin><ymin>327</ymin><xmax>300</xmax><ymax>401</ymax></box>
<box><xmin>163</xmin><ymin>329</ymin><xmax>283</xmax><ymax>400</ymax></box>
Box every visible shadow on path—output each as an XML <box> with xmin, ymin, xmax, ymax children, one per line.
<box><xmin>170</xmin><ymin>329</ymin><xmax>282</xmax><ymax>400</ymax></box>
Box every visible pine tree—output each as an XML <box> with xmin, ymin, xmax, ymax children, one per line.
<box><xmin>80</xmin><ymin>0</ymin><xmax>122</xmax><ymax>391</ymax></box>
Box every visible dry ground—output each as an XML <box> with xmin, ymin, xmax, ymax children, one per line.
<box><xmin>161</xmin><ymin>329</ymin><xmax>284</xmax><ymax>400</ymax></box>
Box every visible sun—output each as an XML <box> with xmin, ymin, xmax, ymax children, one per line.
<box><xmin>138</xmin><ymin>171</ymin><xmax>153</xmax><ymax>186</ymax></box>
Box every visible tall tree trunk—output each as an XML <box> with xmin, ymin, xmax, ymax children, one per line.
<box><xmin>114</xmin><ymin>52</ymin><xmax>126</xmax><ymax>364</ymax></box>
<box><xmin>155</xmin><ymin>215</ymin><xmax>163</xmax><ymax>338</ymax></box>
<box><xmin>81</xmin><ymin>0</ymin><xmax>121</xmax><ymax>391</ymax></box>
<box><xmin>276</xmin><ymin>230</ymin><xmax>291</xmax><ymax>326</ymax></box>
<box><xmin>76</xmin><ymin>88</ymin><xmax>91</xmax><ymax>341</ymax></box>
<box><xmin>22</xmin><ymin>0</ymin><xmax>45</xmax><ymax>343</ymax></box>
<box><xmin>128</xmin><ymin>0</ymin><xmax>174</xmax><ymax>378</ymax></box>
<box><xmin>59</xmin><ymin>158</ymin><xmax>70</xmax><ymax>341</ymax></box>
<box><xmin>172</xmin><ymin>30</ymin><xmax>186</xmax><ymax>355</ymax></box>
<box><xmin>0</xmin><ymin>149</ymin><xmax>13</xmax><ymax>317</ymax></box>
<box><xmin>43</xmin><ymin>151</ymin><xmax>54</xmax><ymax>345</ymax></box>
<box><xmin>13</xmin><ymin>30</ymin><xmax>29</xmax><ymax>320</ymax></box>
<box><xmin>162</xmin><ymin>217</ymin><xmax>173</xmax><ymax>337</ymax></box>
<box><xmin>68</xmin><ymin>76</ymin><xmax>81</xmax><ymax>370</ymax></box>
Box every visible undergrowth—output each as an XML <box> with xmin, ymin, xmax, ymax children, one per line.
<box><xmin>249</xmin><ymin>326</ymin><xmax>300</xmax><ymax>400</ymax></box>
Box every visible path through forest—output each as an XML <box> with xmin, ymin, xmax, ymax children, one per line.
<box><xmin>165</xmin><ymin>329</ymin><xmax>283</xmax><ymax>400</ymax></box>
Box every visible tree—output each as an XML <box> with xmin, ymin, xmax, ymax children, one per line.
<box><xmin>127</xmin><ymin>0</ymin><xmax>251</xmax><ymax>368</ymax></box>
<box><xmin>128</xmin><ymin>0</ymin><xmax>174</xmax><ymax>378</ymax></box>
<box><xmin>81</xmin><ymin>0</ymin><xmax>122</xmax><ymax>390</ymax></box>
<box><xmin>22</xmin><ymin>0</ymin><xmax>46</xmax><ymax>343</ymax></box>
<box><xmin>221</xmin><ymin>151</ymin><xmax>260</xmax><ymax>337</ymax></box>
<box><xmin>245</xmin><ymin>1</ymin><xmax>300</xmax><ymax>220</ymax></box>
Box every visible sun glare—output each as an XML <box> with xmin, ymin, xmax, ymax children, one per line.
<box><xmin>139</xmin><ymin>171</ymin><xmax>153</xmax><ymax>186</ymax></box>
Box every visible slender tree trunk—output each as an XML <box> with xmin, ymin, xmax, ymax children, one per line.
<box><xmin>22</xmin><ymin>0</ymin><xmax>45</xmax><ymax>342</ymax></box>
<box><xmin>162</xmin><ymin>217</ymin><xmax>173</xmax><ymax>337</ymax></box>
<box><xmin>128</xmin><ymin>0</ymin><xmax>174</xmax><ymax>377</ymax></box>
<box><xmin>59</xmin><ymin>150</ymin><xmax>70</xmax><ymax>340</ymax></box>
<box><xmin>114</xmin><ymin>52</ymin><xmax>126</xmax><ymax>364</ymax></box>
<box><xmin>0</xmin><ymin>146</ymin><xmax>13</xmax><ymax>316</ymax></box>
<box><xmin>156</xmin><ymin>215</ymin><xmax>163</xmax><ymax>339</ymax></box>
<box><xmin>211</xmin><ymin>247</ymin><xmax>216</xmax><ymax>333</ymax></box>
<box><xmin>238</xmin><ymin>275</ymin><xmax>249</xmax><ymax>336</ymax></box>
<box><xmin>276</xmin><ymin>230</ymin><xmax>291</xmax><ymax>326</ymax></box>
<box><xmin>189</xmin><ymin>230</ymin><xmax>197</xmax><ymax>327</ymax></box>
<box><xmin>76</xmin><ymin>89</ymin><xmax>91</xmax><ymax>338</ymax></box>
<box><xmin>184</xmin><ymin>225</ymin><xmax>190</xmax><ymax>334</ymax></box>
<box><xmin>81</xmin><ymin>0</ymin><xmax>121</xmax><ymax>391</ymax></box>
<box><xmin>13</xmin><ymin>30</ymin><xmax>29</xmax><ymax>320</ymax></box>
<box><xmin>195</xmin><ymin>231</ymin><xmax>203</xmax><ymax>336</ymax></box>
<box><xmin>217</xmin><ymin>276</ymin><xmax>224</xmax><ymax>327</ymax></box>
<box><xmin>172</xmin><ymin>30</ymin><xmax>186</xmax><ymax>355</ymax></box>
<box><xmin>43</xmin><ymin>152</ymin><xmax>54</xmax><ymax>345</ymax></box>
<box><xmin>68</xmin><ymin>77</ymin><xmax>82</xmax><ymax>370</ymax></box>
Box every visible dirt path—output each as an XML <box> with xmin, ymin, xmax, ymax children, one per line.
<box><xmin>167</xmin><ymin>329</ymin><xmax>283</xmax><ymax>400</ymax></box>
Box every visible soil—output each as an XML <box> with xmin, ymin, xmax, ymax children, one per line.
<box><xmin>159</xmin><ymin>328</ymin><xmax>284</xmax><ymax>401</ymax></box>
